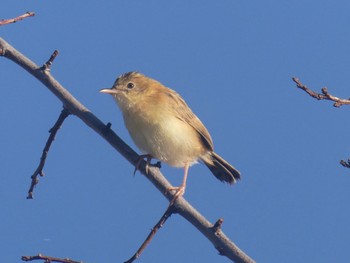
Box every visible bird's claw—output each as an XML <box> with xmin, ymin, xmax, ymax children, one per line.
<box><xmin>167</xmin><ymin>185</ymin><xmax>186</xmax><ymax>206</ymax></box>
<box><xmin>133</xmin><ymin>154</ymin><xmax>160</xmax><ymax>175</ymax></box>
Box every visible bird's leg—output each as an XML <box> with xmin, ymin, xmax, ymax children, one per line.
<box><xmin>168</xmin><ymin>163</ymin><xmax>189</xmax><ymax>205</ymax></box>
<box><xmin>134</xmin><ymin>154</ymin><xmax>153</xmax><ymax>175</ymax></box>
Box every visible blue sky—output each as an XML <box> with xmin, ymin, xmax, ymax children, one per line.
<box><xmin>1</xmin><ymin>1</ymin><xmax>350</xmax><ymax>262</ymax></box>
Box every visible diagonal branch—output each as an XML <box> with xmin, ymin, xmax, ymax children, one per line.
<box><xmin>0</xmin><ymin>12</ymin><xmax>35</xmax><ymax>26</ymax></box>
<box><xmin>0</xmin><ymin>37</ymin><xmax>255</xmax><ymax>263</ymax></box>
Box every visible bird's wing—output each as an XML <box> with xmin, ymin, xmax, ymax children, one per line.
<box><xmin>166</xmin><ymin>89</ymin><xmax>214</xmax><ymax>151</ymax></box>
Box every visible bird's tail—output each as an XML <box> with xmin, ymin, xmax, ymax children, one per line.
<box><xmin>202</xmin><ymin>152</ymin><xmax>241</xmax><ymax>184</ymax></box>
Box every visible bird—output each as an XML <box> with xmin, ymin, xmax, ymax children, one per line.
<box><xmin>100</xmin><ymin>72</ymin><xmax>240</xmax><ymax>203</ymax></box>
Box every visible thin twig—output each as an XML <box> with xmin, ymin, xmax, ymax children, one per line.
<box><xmin>292</xmin><ymin>77</ymin><xmax>350</xmax><ymax>107</ymax></box>
<box><xmin>212</xmin><ymin>218</ymin><xmax>224</xmax><ymax>234</ymax></box>
<box><xmin>42</xmin><ymin>50</ymin><xmax>59</xmax><ymax>71</ymax></box>
<box><xmin>0</xmin><ymin>12</ymin><xmax>35</xmax><ymax>26</ymax></box>
<box><xmin>27</xmin><ymin>108</ymin><xmax>70</xmax><ymax>199</ymax></box>
<box><xmin>340</xmin><ymin>159</ymin><xmax>350</xmax><ymax>169</ymax></box>
<box><xmin>22</xmin><ymin>253</ymin><xmax>82</xmax><ymax>263</ymax></box>
<box><xmin>293</xmin><ymin>77</ymin><xmax>350</xmax><ymax>169</ymax></box>
<box><xmin>125</xmin><ymin>205</ymin><xmax>177</xmax><ymax>263</ymax></box>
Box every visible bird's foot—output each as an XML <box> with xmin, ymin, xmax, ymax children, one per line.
<box><xmin>167</xmin><ymin>185</ymin><xmax>186</xmax><ymax>206</ymax></box>
<box><xmin>133</xmin><ymin>154</ymin><xmax>161</xmax><ymax>175</ymax></box>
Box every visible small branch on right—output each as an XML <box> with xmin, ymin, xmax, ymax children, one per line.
<box><xmin>340</xmin><ymin>159</ymin><xmax>350</xmax><ymax>169</ymax></box>
<box><xmin>292</xmin><ymin>77</ymin><xmax>350</xmax><ymax>107</ymax></box>
<box><xmin>293</xmin><ymin>77</ymin><xmax>350</xmax><ymax>169</ymax></box>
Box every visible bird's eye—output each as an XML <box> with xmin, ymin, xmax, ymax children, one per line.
<box><xmin>127</xmin><ymin>82</ymin><xmax>135</xmax><ymax>89</ymax></box>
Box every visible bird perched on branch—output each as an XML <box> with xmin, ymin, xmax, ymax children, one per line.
<box><xmin>100</xmin><ymin>72</ymin><xmax>240</xmax><ymax>203</ymax></box>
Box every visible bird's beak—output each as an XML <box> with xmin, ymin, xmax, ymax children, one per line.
<box><xmin>100</xmin><ymin>88</ymin><xmax>118</xmax><ymax>94</ymax></box>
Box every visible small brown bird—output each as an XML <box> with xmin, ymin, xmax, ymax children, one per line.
<box><xmin>100</xmin><ymin>72</ymin><xmax>240</xmax><ymax>201</ymax></box>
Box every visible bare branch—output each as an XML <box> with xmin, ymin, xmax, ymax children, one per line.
<box><xmin>22</xmin><ymin>253</ymin><xmax>82</xmax><ymax>263</ymax></box>
<box><xmin>0</xmin><ymin>37</ymin><xmax>255</xmax><ymax>263</ymax></box>
<box><xmin>292</xmin><ymin>77</ymin><xmax>350</xmax><ymax>107</ymax></box>
<box><xmin>212</xmin><ymin>218</ymin><xmax>224</xmax><ymax>234</ymax></box>
<box><xmin>0</xmin><ymin>12</ymin><xmax>35</xmax><ymax>26</ymax></box>
<box><xmin>42</xmin><ymin>50</ymin><xmax>59</xmax><ymax>71</ymax></box>
<box><xmin>27</xmin><ymin>108</ymin><xmax>70</xmax><ymax>199</ymax></box>
<box><xmin>125</xmin><ymin>205</ymin><xmax>176</xmax><ymax>263</ymax></box>
<box><xmin>340</xmin><ymin>159</ymin><xmax>350</xmax><ymax>169</ymax></box>
<box><xmin>293</xmin><ymin>77</ymin><xmax>350</xmax><ymax>169</ymax></box>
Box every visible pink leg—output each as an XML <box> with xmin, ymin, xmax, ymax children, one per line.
<box><xmin>168</xmin><ymin>162</ymin><xmax>189</xmax><ymax>205</ymax></box>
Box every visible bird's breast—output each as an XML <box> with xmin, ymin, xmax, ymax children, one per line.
<box><xmin>122</xmin><ymin>107</ymin><xmax>206</xmax><ymax>167</ymax></box>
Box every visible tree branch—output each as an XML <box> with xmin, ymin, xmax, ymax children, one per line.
<box><xmin>0</xmin><ymin>12</ymin><xmax>35</xmax><ymax>26</ymax></box>
<box><xmin>27</xmin><ymin>108</ymin><xmax>70</xmax><ymax>199</ymax></box>
<box><xmin>340</xmin><ymin>159</ymin><xmax>350</xmax><ymax>169</ymax></box>
<box><xmin>125</xmin><ymin>205</ymin><xmax>176</xmax><ymax>263</ymax></box>
<box><xmin>0</xmin><ymin>37</ymin><xmax>255</xmax><ymax>263</ymax></box>
<box><xmin>22</xmin><ymin>253</ymin><xmax>82</xmax><ymax>263</ymax></box>
<box><xmin>292</xmin><ymin>77</ymin><xmax>350</xmax><ymax>107</ymax></box>
<box><xmin>293</xmin><ymin>77</ymin><xmax>350</xmax><ymax>169</ymax></box>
